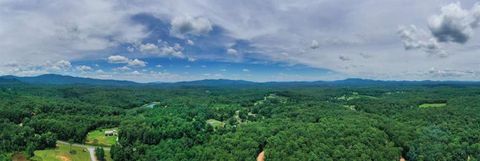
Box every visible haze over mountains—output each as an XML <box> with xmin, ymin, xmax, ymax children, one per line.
<box><xmin>1</xmin><ymin>74</ymin><xmax>479</xmax><ymax>87</ymax></box>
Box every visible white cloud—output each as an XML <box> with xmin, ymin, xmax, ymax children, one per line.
<box><xmin>131</xmin><ymin>70</ymin><xmax>141</xmax><ymax>75</ymax></box>
<box><xmin>0</xmin><ymin>1</ymin><xmax>147</xmax><ymax>66</ymax></box>
<box><xmin>428</xmin><ymin>2</ymin><xmax>480</xmax><ymax>44</ymax></box>
<box><xmin>242</xmin><ymin>68</ymin><xmax>250</xmax><ymax>72</ymax></box>
<box><xmin>139</xmin><ymin>43</ymin><xmax>159</xmax><ymax>53</ymax></box>
<box><xmin>47</xmin><ymin>60</ymin><xmax>72</xmax><ymax>71</ymax></box>
<box><xmin>76</xmin><ymin>65</ymin><xmax>93</xmax><ymax>72</ymax></box>
<box><xmin>155</xmin><ymin>64</ymin><xmax>163</xmax><ymax>68</ymax></box>
<box><xmin>0</xmin><ymin>60</ymin><xmax>73</xmax><ymax>76</ymax></box>
<box><xmin>127</xmin><ymin>46</ymin><xmax>135</xmax><ymax>52</ymax></box>
<box><xmin>138</xmin><ymin>42</ymin><xmax>185</xmax><ymax>58</ymax></box>
<box><xmin>398</xmin><ymin>25</ymin><xmax>447</xmax><ymax>57</ymax></box>
<box><xmin>127</xmin><ymin>59</ymin><xmax>147</xmax><ymax>67</ymax></box>
<box><xmin>108</xmin><ymin>55</ymin><xmax>146</xmax><ymax>68</ymax></box>
<box><xmin>114</xmin><ymin>66</ymin><xmax>131</xmax><ymax>72</ymax></box>
<box><xmin>108</xmin><ymin>55</ymin><xmax>130</xmax><ymax>64</ymax></box>
<box><xmin>187</xmin><ymin>57</ymin><xmax>196</xmax><ymax>62</ymax></box>
<box><xmin>170</xmin><ymin>16</ymin><xmax>213</xmax><ymax>38</ymax></box>
<box><xmin>310</xmin><ymin>40</ymin><xmax>319</xmax><ymax>49</ymax></box>
<box><xmin>160</xmin><ymin>44</ymin><xmax>185</xmax><ymax>58</ymax></box>
<box><xmin>187</xmin><ymin>39</ymin><xmax>195</xmax><ymax>45</ymax></box>
<box><xmin>227</xmin><ymin>48</ymin><xmax>239</xmax><ymax>56</ymax></box>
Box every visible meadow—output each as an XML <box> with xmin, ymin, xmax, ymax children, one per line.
<box><xmin>31</xmin><ymin>144</ymin><xmax>90</xmax><ymax>161</ymax></box>
<box><xmin>85</xmin><ymin>128</ymin><xmax>118</xmax><ymax>147</ymax></box>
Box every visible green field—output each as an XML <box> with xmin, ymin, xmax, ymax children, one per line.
<box><xmin>85</xmin><ymin>128</ymin><xmax>118</xmax><ymax>147</ymax></box>
<box><xmin>419</xmin><ymin>103</ymin><xmax>447</xmax><ymax>108</ymax></box>
<box><xmin>31</xmin><ymin>143</ymin><xmax>90</xmax><ymax>161</ymax></box>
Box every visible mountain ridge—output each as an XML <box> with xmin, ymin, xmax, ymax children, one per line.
<box><xmin>1</xmin><ymin>74</ymin><xmax>480</xmax><ymax>87</ymax></box>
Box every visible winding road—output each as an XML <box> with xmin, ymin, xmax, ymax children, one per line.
<box><xmin>57</xmin><ymin>140</ymin><xmax>111</xmax><ymax>161</ymax></box>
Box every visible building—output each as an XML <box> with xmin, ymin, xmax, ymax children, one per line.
<box><xmin>104</xmin><ymin>129</ymin><xmax>118</xmax><ymax>136</ymax></box>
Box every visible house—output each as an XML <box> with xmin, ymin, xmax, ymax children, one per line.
<box><xmin>104</xmin><ymin>129</ymin><xmax>118</xmax><ymax>136</ymax></box>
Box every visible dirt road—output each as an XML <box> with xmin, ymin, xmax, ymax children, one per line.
<box><xmin>257</xmin><ymin>151</ymin><xmax>265</xmax><ymax>161</ymax></box>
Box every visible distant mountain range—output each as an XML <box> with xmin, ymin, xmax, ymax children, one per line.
<box><xmin>0</xmin><ymin>74</ymin><xmax>138</xmax><ymax>86</ymax></box>
<box><xmin>1</xmin><ymin>74</ymin><xmax>480</xmax><ymax>87</ymax></box>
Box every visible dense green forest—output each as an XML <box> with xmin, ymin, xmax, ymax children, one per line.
<box><xmin>2</xmin><ymin>82</ymin><xmax>480</xmax><ymax>161</ymax></box>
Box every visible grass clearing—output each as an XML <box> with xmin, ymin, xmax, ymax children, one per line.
<box><xmin>343</xmin><ymin>105</ymin><xmax>356</xmax><ymax>111</ymax></box>
<box><xmin>31</xmin><ymin>143</ymin><xmax>90</xmax><ymax>161</ymax></box>
<box><xmin>254</xmin><ymin>94</ymin><xmax>288</xmax><ymax>106</ymax></box>
<box><xmin>85</xmin><ymin>128</ymin><xmax>118</xmax><ymax>147</ymax></box>
<box><xmin>336</xmin><ymin>92</ymin><xmax>378</xmax><ymax>101</ymax></box>
<box><xmin>206</xmin><ymin>119</ymin><xmax>225</xmax><ymax>129</ymax></box>
<box><xmin>419</xmin><ymin>103</ymin><xmax>447</xmax><ymax>108</ymax></box>
<box><xmin>141</xmin><ymin>102</ymin><xmax>161</xmax><ymax>108</ymax></box>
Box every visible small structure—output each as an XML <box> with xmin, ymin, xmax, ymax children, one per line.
<box><xmin>104</xmin><ymin>129</ymin><xmax>118</xmax><ymax>136</ymax></box>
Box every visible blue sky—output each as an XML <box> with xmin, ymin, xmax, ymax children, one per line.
<box><xmin>1</xmin><ymin>0</ymin><xmax>480</xmax><ymax>82</ymax></box>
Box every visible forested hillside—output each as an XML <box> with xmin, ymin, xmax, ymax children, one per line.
<box><xmin>1</xmin><ymin>82</ymin><xmax>480</xmax><ymax>161</ymax></box>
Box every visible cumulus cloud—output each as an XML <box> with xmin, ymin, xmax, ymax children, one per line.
<box><xmin>108</xmin><ymin>55</ymin><xmax>130</xmax><ymax>64</ymax></box>
<box><xmin>127</xmin><ymin>59</ymin><xmax>147</xmax><ymax>67</ymax></box>
<box><xmin>76</xmin><ymin>65</ymin><xmax>93</xmax><ymax>72</ymax></box>
<box><xmin>114</xmin><ymin>66</ymin><xmax>131</xmax><ymax>72</ymax></box>
<box><xmin>138</xmin><ymin>42</ymin><xmax>185</xmax><ymax>58</ymax></box>
<box><xmin>47</xmin><ymin>60</ymin><xmax>72</xmax><ymax>71</ymax></box>
<box><xmin>138</xmin><ymin>43</ymin><xmax>159</xmax><ymax>53</ymax></box>
<box><xmin>186</xmin><ymin>40</ymin><xmax>195</xmax><ymax>45</ymax></box>
<box><xmin>227</xmin><ymin>48</ymin><xmax>239</xmax><ymax>56</ymax></box>
<box><xmin>107</xmin><ymin>55</ymin><xmax>147</xmax><ymax>68</ymax></box>
<box><xmin>170</xmin><ymin>16</ymin><xmax>213</xmax><ymax>38</ymax></box>
<box><xmin>242</xmin><ymin>68</ymin><xmax>250</xmax><ymax>72</ymax></box>
<box><xmin>428</xmin><ymin>2</ymin><xmax>480</xmax><ymax>44</ymax></box>
<box><xmin>159</xmin><ymin>44</ymin><xmax>185</xmax><ymax>58</ymax></box>
<box><xmin>398</xmin><ymin>25</ymin><xmax>447</xmax><ymax>57</ymax></box>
